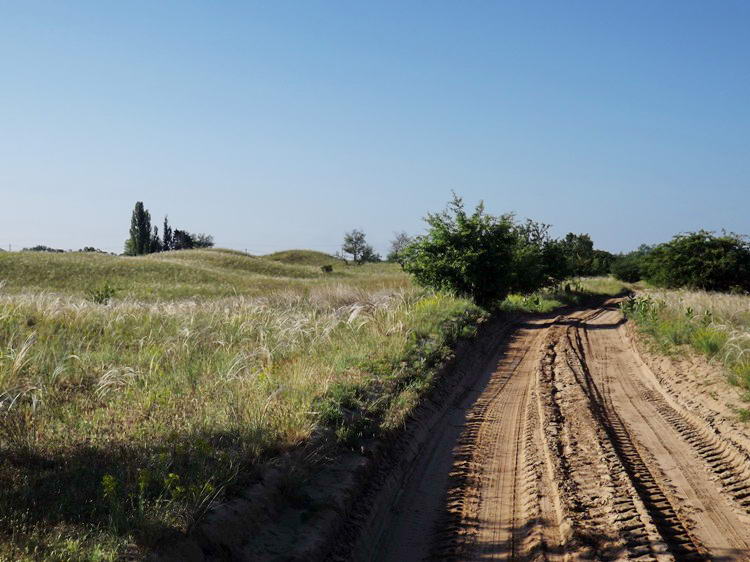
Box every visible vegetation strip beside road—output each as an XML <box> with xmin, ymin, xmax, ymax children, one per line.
<box><xmin>622</xmin><ymin>289</ymin><xmax>750</xmax><ymax>418</ymax></box>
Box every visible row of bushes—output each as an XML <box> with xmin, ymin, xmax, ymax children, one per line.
<box><xmin>612</xmin><ymin>231</ymin><xmax>750</xmax><ymax>293</ymax></box>
<box><xmin>400</xmin><ymin>195</ymin><xmax>616</xmax><ymax>308</ymax></box>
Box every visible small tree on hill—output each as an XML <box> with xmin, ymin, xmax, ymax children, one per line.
<box><xmin>342</xmin><ymin>229</ymin><xmax>380</xmax><ymax>264</ymax></box>
<box><xmin>150</xmin><ymin>225</ymin><xmax>162</xmax><ymax>253</ymax></box>
<box><xmin>360</xmin><ymin>245</ymin><xmax>381</xmax><ymax>263</ymax></box>
<box><xmin>173</xmin><ymin>230</ymin><xmax>194</xmax><ymax>250</ymax></box>
<box><xmin>192</xmin><ymin>233</ymin><xmax>214</xmax><ymax>248</ymax></box>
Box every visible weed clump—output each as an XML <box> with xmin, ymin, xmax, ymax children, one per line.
<box><xmin>86</xmin><ymin>282</ymin><xmax>117</xmax><ymax>305</ymax></box>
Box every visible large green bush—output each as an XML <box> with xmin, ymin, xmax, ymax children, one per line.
<box><xmin>401</xmin><ymin>195</ymin><xmax>518</xmax><ymax>308</ymax></box>
<box><xmin>401</xmin><ymin>195</ymin><xmax>573</xmax><ymax>308</ymax></box>
<box><xmin>645</xmin><ymin>231</ymin><xmax>750</xmax><ymax>292</ymax></box>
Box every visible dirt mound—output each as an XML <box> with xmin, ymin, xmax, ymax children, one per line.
<box><xmin>265</xmin><ymin>249</ymin><xmax>342</xmax><ymax>267</ymax></box>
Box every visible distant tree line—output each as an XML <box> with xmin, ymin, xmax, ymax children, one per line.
<box><xmin>22</xmin><ymin>245</ymin><xmax>65</xmax><ymax>253</ymax></box>
<box><xmin>124</xmin><ymin>201</ymin><xmax>214</xmax><ymax>256</ymax></box>
<box><xmin>20</xmin><ymin>245</ymin><xmax>113</xmax><ymax>254</ymax></box>
<box><xmin>612</xmin><ymin>230</ymin><xmax>750</xmax><ymax>293</ymax></box>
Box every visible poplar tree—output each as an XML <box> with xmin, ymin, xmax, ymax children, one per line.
<box><xmin>128</xmin><ymin>201</ymin><xmax>152</xmax><ymax>255</ymax></box>
<box><xmin>162</xmin><ymin>216</ymin><xmax>173</xmax><ymax>251</ymax></box>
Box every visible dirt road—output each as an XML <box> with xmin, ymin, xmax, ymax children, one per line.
<box><xmin>369</xmin><ymin>302</ymin><xmax>750</xmax><ymax>561</ymax></box>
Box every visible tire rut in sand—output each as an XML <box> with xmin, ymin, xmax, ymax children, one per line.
<box><xmin>431</xmin><ymin>322</ymin><xmax>551</xmax><ymax>560</ymax></box>
<box><xmin>576</xmin><ymin>307</ymin><xmax>750</xmax><ymax>558</ymax></box>
<box><xmin>561</xmin><ymin>317</ymin><xmax>707</xmax><ymax>560</ymax></box>
<box><xmin>540</xmin><ymin>323</ymin><xmax>670</xmax><ymax>561</ymax></box>
<box><xmin>634</xmin><ymin>382</ymin><xmax>750</xmax><ymax>514</ymax></box>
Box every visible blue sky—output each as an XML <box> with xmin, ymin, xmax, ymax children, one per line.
<box><xmin>1</xmin><ymin>1</ymin><xmax>748</xmax><ymax>254</ymax></box>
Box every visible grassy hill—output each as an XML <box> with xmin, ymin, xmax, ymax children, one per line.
<box><xmin>0</xmin><ymin>248</ymin><xmax>406</xmax><ymax>300</ymax></box>
<box><xmin>265</xmin><ymin>249</ymin><xmax>343</xmax><ymax>267</ymax></box>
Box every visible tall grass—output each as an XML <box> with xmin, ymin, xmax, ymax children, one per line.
<box><xmin>621</xmin><ymin>289</ymin><xmax>750</xmax><ymax>393</ymax></box>
<box><xmin>0</xmin><ymin>255</ymin><xmax>481</xmax><ymax>560</ymax></box>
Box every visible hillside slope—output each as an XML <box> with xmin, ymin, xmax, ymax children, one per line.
<box><xmin>265</xmin><ymin>249</ymin><xmax>342</xmax><ymax>266</ymax></box>
<box><xmin>0</xmin><ymin>248</ymin><xmax>404</xmax><ymax>300</ymax></box>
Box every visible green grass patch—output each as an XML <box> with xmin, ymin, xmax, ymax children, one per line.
<box><xmin>622</xmin><ymin>293</ymin><xmax>750</xmax><ymax>392</ymax></box>
<box><xmin>500</xmin><ymin>276</ymin><xmax>628</xmax><ymax>314</ymax></box>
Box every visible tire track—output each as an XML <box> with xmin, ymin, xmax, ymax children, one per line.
<box><xmin>634</xmin><ymin>382</ymin><xmax>750</xmax><ymax>513</ymax></box>
<box><xmin>540</xmin><ymin>324</ymin><xmax>669</xmax><ymax>561</ymax></box>
<box><xmin>573</xmin><ymin>305</ymin><xmax>750</xmax><ymax>559</ymax></box>
<box><xmin>562</xmin><ymin>319</ymin><xmax>707</xmax><ymax>560</ymax></box>
<box><xmin>431</xmin><ymin>321</ymin><xmax>550</xmax><ymax>560</ymax></box>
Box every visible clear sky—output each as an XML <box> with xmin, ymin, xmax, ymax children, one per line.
<box><xmin>1</xmin><ymin>1</ymin><xmax>748</xmax><ymax>255</ymax></box>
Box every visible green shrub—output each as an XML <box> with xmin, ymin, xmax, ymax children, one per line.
<box><xmin>401</xmin><ymin>195</ymin><xmax>518</xmax><ymax>308</ymax></box>
<box><xmin>401</xmin><ymin>194</ymin><xmax>578</xmax><ymax>308</ymax></box>
<box><xmin>731</xmin><ymin>363</ymin><xmax>750</xmax><ymax>390</ymax></box>
<box><xmin>86</xmin><ymin>282</ymin><xmax>117</xmax><ymax>305</ymax></box>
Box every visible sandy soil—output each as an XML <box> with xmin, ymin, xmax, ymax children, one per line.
<box><xmin>363</xmin><ymin>301</ymin><xmax>750</xmax><ymax>561</ymax></box>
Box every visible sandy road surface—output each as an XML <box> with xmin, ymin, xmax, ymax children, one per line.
<box><xmin>370</xmin><ymin>302</ymin><xmax>750</xmax><ymax>561</ymax></box>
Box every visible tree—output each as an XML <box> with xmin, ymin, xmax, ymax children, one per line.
<box><xmin>124</xmin><ymin>204</ymin><xmax>213</xmax><ymax>255</ymax></box>
<box><xmin>150</xmin><ymin>225</ymin><xmax>162</xmax><ymax>253</ymax></box>
<box><xmin>387</xmin><ymin>231</ymin><xmax>413</xmax><ymax>264</ymax></box>
<box><xmin>611</xmin><ymin>253</ymin><xmax>643</xmax><ymax>282</ymax></box>
<box><xmin>401</xmin><ymin>194</ymin><xmax>518</xmax><ymax>308</ymax></box>
<box><xmin>23</xmin><ymin>245</ymin><xmax>64</xmax><ymax>253</ymax></box>
<box><xmin>172</xmin><ymin>230</ymin><xmax>194</xmax><ymax>250</ymax></box>
<box><xmin>509</xmin><ymin>219</ymin><xmax>569</xmax><ymax>292</ymax></box>
<box><xmin>162</xmin><ymin>216</ymin><xmax>173</xmax><ymax>251</ymax></box>
<box><xmin>127</xmin><ymin>202</ymin><xmax>152</xmax><ymax>255</ymax></box>
<box><xmin>342</xmin><ymin>229</ymin><xmax>379</xmax><ymax>264</ymax></box>
<box><xmin>192</xmin><ymin>233</ymin><xmax>214</xmax><ymax>248</ymax></box>
<box><xmin>591</xmin><ymin>249</ymin><xmax>616</xmax><ymax>276</ymax></box>
<box><xmin>360</xmin><ymin>245</ymin><xmax>382</xmax><ymax>263</ymax></box>
<box><xmin>561</xmin><ymin>233</ymin><xmax>595</xmax><ymax>276</ymax></box>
